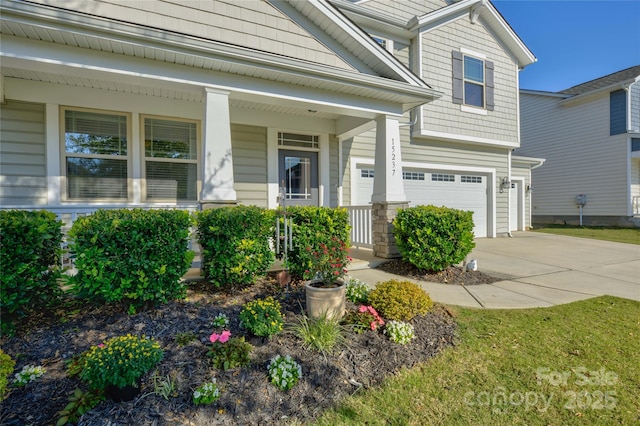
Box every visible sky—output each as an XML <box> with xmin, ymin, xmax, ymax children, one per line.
<box><xmin>492</xmin><ymin>0</ymin><xmax>640</xmax><ymax>92</ymax></box>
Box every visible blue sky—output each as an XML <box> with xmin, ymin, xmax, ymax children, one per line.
<box><xmin>492</xmin><ymin>0</ymin><xmax>640</xmax><ymax>92</ymax></box>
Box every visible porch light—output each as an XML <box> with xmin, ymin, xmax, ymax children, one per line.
<box><xmin>500</xmin><ymin>176</ymin><xmax>511</xmax><ymax>193</ymax></box>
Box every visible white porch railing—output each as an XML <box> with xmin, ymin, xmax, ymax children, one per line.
<box><xmin>345</xmin><ymin>205</ymin><xmax>373</xmax><ymax>249</ymax></box>
<box><xmin>633</xmin><ymin>196</ymin><xmax>640</xmax><ymax>216</ymax></box>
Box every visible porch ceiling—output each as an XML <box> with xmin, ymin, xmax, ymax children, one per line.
<box><xmin>1</xmin><ymin>67</ymin><xmax>340</xmax><ymax>120</ymax></box>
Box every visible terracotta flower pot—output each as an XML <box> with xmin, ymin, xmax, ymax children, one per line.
<box><xmin>304</xmin><ymin>279</ymin><xmax>346</xmax><ymax>320</ymax></box>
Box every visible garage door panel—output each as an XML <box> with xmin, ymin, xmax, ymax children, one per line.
<box><xmin>352</xmin><ymin>165</ymin><xmax>489</xmax><ymax>237</ymax></box>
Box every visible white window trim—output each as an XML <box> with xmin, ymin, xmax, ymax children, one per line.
<box><xmin>60</xmin><ymin>106</ymin><xmax>132</xmax><ymax>202</ymax></box>
<box><xmin>462</xmin><ymin>54</ymin><xmax>486</xmax><ymax>109</ymax></box>
<box><xmin>140</xmin><ymin>114</ymin><xmax>201</xmax><ymax>203</ymax></box>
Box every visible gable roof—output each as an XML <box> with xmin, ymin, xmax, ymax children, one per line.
<box><xmin>559</xmin><ymin>65</ymin><xmax>640</xmax><ymax>96</ymax></box>
<box><xmin>331</xmin><ymin>0</ymin><xmax>536</xmax><ymax>68</ymax></box>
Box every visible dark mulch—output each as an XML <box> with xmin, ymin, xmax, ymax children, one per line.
<box><xmin>1</xmin><ymin>275</ymin><xmax>457</xmax><ymax>426</ymax></box>
<box><xmin>376</xmin><ymin>259</ymin><xmax>502</xmax><ymax>286</ymax></box>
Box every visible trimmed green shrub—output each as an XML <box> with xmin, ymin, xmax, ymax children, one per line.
<box><xmin>196</xmin><ymin>206</ymin><xmax>274</xmax><ymax>289</ymax></box>
<box><xmin>0</xmin><ymin>349</ymin><xmax>15</xmax><ymax>400</ymax></box>
<box><xmin>368</xmin><ymin>279</ymin><xmax>433</xmax><ymax>321</ymax></box>
<box><xmin>68</xmin><ymin>209</ymin><xmax>194</xmax><ymax>311</ymax></box>
<box><xmin>0</xmin><ymin>210</ymin><xmax>63</xmax><ymax>329</ymax></box>
<box><xmin>281</xmin><ymin>206</ymin><xmax>350</xmax><ymax>278</ymax></box>
<box><xmin>393</xmin><ymin>205</ymin><xmax>475</xmax><ymax>272</ymax></box>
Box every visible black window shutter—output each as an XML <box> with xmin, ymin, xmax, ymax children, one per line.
<box><xmin>452</xmin><ymin>51</ymin><xmax>463</xmax><ymax>104</ymax></box>
<box><xmin>485</xmin><ymin>60</ymin><xmax>494</xmax><ymax>111</ymax></box>
<box><xmin>610</xmin><ymin>89</ymin><xmax>627</xmax><ymax>135</ymax></box>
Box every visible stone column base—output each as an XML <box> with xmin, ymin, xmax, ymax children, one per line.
<box><xmin>372</xmin><ymin>201</ymin><xmax>409</xmax><ymax>259</ymax></box>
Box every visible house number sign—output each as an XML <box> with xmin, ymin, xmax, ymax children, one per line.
<box><xmin>391</xmin><ymin>137</ymin><xmax>397</xmax><ymax>176</ymax></box>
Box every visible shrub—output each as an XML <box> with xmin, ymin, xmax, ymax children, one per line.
<box><xmin>343</xmin><ymin>305</ymin><xmax>384</xmax><ymax>334</ymax></box>
<box><xmin>267</xmin><ymin>355</ymin><xmax>302</xmax><ymax>391</ymax></box>
<box><xmin>0</xmin><ymin>350</ymin><xmax>15</xmax><ymax>399</ymax></box>
<box><xmin>281</xmin><ymin>207</ymin><xmax>350</xmax><ymax>278</ymax></box>
<box><xmin>56</xmin><ymin>388</ymin><xmax>104</xmax><ymax>426</ymax></box>
<box><xmin>207</xmin><ymin>336</ymin><xmax>252</xmax><ymax>371</ymax></box>
<box><xmin>0</xmin><ymin>210</ymin><xmax>63</xmax><ymax>328</ymax></box>
<box><xmin>368</xmin><ymin>280</ymin><xmax>433</xmax><ymax>321</ymax></box>
<box><xmin>385</xmin><ymin>320</ymin><xmax>416</xmax><ymax>345</ymax></box>
<box><xmin>302</xmin><ymin>237</ymin><xmax>350</xmax><ymax>287</ymax></box>
<box><xmin>345</xmin><ymin>278</ymin><xmax>370</xmax><ymax>304</ymax></box>
<box><xmin>68</xmin><ymin>209</ymin><xmax>194</xmax><ymax>311</ymax></box>
<box><xmin>289</xmin><ymin>313</ymin><xmax>346</xmax><ymax>356</ymax></box>
<box><xmin>80</xmin><ymin>335</ymin><xmax>163</xmax><ymax>389</ymax></box>
<box><xmin>239</xmin><ymin>297</ymin><xmax>284</xmax><ymax>338</ymax></box>
<box><xmin>196</xmin><ymin>206</ymin><xmax>274</xmax><ymax>289</ymax></box>
<box><xmin>393</xmin><ymin>205</ymin><xmax>475</xmax><ymax>272</ymax></box>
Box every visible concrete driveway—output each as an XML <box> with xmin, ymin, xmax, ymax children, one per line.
<box><xmin>348</xmin><ymin>232</ymin><xmax>640</xmax><ymax>309</ymax></box>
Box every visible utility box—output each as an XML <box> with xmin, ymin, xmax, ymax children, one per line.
<box><xmin>575</xmin><ymin>194</ymin><xmax>587</xmax><ymax>206</ymax></box>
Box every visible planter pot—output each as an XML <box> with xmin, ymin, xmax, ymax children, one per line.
<box><xmin>104</xmin><ymin>382</ymin><xmax>141</xmax><ymax>402</ymax></box>
<box><xmin>305</xmin><ymin>279</ymin><xmax>346</xmax><ymax>320</ymax></box>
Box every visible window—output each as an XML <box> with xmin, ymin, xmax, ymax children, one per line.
<box><xmin>403</xmin><ymin>171</ymin><xmax>425</xmax><ymax>181</ymax></box>
<box><xmin>63</xmin><ymin>109</ymin><xmax>129</xmax><ymax>200</ymax></box>
<box><xmin>278</xmin><ymin>132</ymin><xmax>318</xmax><ymax>149</ymax></box>
<box><xmin>431</xmin><ymin>173</ymin><xmax>455</xmax><ymax>182</ymax></box>
<box><xmin>461</xmin><ymin>175</ymin><xmax>483</xmax><ymax>183</ymax></box>
<box><xmin>610</xmin><ymin>89</ymin><xmax>627</xmax><ymax>135</ymax></box>
<box><xmin>452</xmin><ymin>50</ymin><xmax>494</xmax><ymax>110</ymax></box>
<box><xmin>144</xmin><ymin>117</ymin><xmax>198</xmax><ymax>201</ymax></box>
<box><xmin>360</xmin><ymin>169</ymin><xmax>375</xmax><ymax>178</ymax></box>
<box><xmin>371</xmin><ymin>35</ymin><xmax>387</xmax><ymax>49</ymax></box>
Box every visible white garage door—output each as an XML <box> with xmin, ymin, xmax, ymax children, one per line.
<box><xmin>352</xmin><ymin>166</ymin><xmax>488</xmax><ymax>237</ymax></box>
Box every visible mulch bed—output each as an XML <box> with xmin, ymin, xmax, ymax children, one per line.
<box><xmin>1</xmin><ymin>275</ymin><xmax>457</xmax><ymax>426</ymax></box>
<box><xmin>376</xmin><ymin>259</ymin><xmax>502</xmax><ymax>286</ymax></box>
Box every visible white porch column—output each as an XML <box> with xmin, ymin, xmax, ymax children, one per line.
<box><xmin>371</xmin><ymin>115</ymin><xmax>406</xmax><ymax>203</ymax></box>
<box><xmin>371</xmin><ymin>115</ymin><xmax>408</xmax><ymax>259</ymax></box>
<box><xmin>201</xmin><ymin>88</ymin><xmax>237</xmax><ymax>206</ymax></box>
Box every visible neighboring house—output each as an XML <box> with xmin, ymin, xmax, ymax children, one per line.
<box><xmin>518</xmin><ymin>65</ymin><xmax>640</xmax><ymax>227</ymax></box>
<box><xmin>0</xmin><ymin>0</ymin><xmax>539</xmax><ymax>258</ymax></box>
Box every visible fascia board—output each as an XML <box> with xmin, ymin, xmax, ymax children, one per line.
<box><xmin>408</xmin><ymin>0</ymin><xmax>480</xmax><ymax>31</ymax></box>
<box><xmin>413</xmin><ymin>128</ymin><xmax>519</xmax><ymax>149</ymax></box>
<box><xmin>480</xmin><ymin>2</ymin><xmax>536</xmax><ymax>67</ymax></box>
<box><xmin>1</xmin><ymin>3</ymin><xmax>440</xmax><ymax>105</ymax></box>
<box><xmin>520</xmin><ymin>89</ymin><xmax>570</xmax><ymax>98</ymax></box>
<box><xmin>328</xmin><ymin>0</ymin><xmax>414</xmax><ymax>41</ymax></box>
<box><xmin>559</xmin><ymin>79</ymin><xmax>639</xmax><ymax>106</ymax></box>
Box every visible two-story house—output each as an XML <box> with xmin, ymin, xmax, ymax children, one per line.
<box><xmin>518</xmin><ymin>65</ymin><xmax>640</xmax><ymax>227</ymax></box>
<box><xmin>0</xmin><ymin>0</ymin><xmax>538</xmax><ymax>258</ymax></box>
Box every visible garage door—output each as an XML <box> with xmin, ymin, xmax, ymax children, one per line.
<box><xmin>353</xmin><ymin>166</ymin><xmax>488</xmax><ymax>237</ymax></box>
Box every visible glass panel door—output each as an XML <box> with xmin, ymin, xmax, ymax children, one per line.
<box><xmin>278</xmin><ymin>150</ymin><xmax>318</xmax><ymax>206</ymax></box>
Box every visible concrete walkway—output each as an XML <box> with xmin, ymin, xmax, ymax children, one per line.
<box><xmin>347</xmin><ymin>232</ymin><xmax>640</xmax><ymax>309</ymax></box>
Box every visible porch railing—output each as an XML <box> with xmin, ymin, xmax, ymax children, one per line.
<box><xmin>345</xmin><ymin>205</ymin><xmax>373</xmax><ymax>249</ymax></box>
<box><xmin>633</xmin><ymin>196</ymin><xmax>640</xmax><ymax>216</ymax></box>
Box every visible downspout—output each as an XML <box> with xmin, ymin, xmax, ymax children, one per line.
<box><xmin>507</xmin><ymin>149</ymin><xmax>513</xmax><ymax>238</ymax></box>
<box><xmin>338</xmin><ymin>137</ymin><xmax>344</xmax><ymax>206</ymax></box>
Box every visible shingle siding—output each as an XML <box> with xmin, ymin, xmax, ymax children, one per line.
<box><xmin>630</xmin><ymin>81</ymin><xmax>640</xmax><ymax>132</ymax></box>
<box><xmin>420</xmin><ymin>17</ymin><xmax>520</xmax><ymax>143</ymax></box>
<box><xmin>26</xmin><ymin>0</ymin><xmax>355</xmax><ymax>71</ymax></box>
<box><xmin>0</xmin><ymin>100</ymin><xmax>47</xmax><ymax>206</ymax></box>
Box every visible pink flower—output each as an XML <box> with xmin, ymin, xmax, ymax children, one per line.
<box><xmin>210</xmin><ymin>333</ymin><xmax>220</xmax><ymax>343</ymax></box>
<box><xmin>98</xmin><ymin>343</ymin><xmax>105</xmax><ymax>348</ymax></box>
<box><xmin>219</xmin><ymin>330</ymin><xmax>231</xmax><ymax>343</ymax></box>
<box><xmin>358</xmin><ymin>305</ymin><xmax>368</xmax><ymax>313</ymax></box>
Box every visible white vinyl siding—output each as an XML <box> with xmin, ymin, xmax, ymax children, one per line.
<box><xmin>0</xmin><ymin>100</ymin><xmax>47</xmax><ymax>205</ymax></box>
<box><xmin>231</xmin><ymin>124</ymin><xmax>268</xmax><ymax>207</ymax></box>
<box><xmin>519</xmin><ymin>92</ymin><xmax>629</xmax><ymax>216</ymax></box>
<box><xmin>630</xmin><ymin>81</ymin><xmax>640</xmax><ymax>132</ymax></box>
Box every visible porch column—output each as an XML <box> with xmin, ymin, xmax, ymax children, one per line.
<box><xmin>201</xmin><ymin>88</ymin><xmax>237</xmax><ymax>208</ymax></box>
<box><xmin>371</xmin><ymin>115</ymin><xmax>408</xmax><ymax>259</ymax></box>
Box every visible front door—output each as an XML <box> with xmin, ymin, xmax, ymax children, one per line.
<box><xmin>278</xmin><ymin>149</ymin><xmax>318</xmax><ymax>206</ymax></box>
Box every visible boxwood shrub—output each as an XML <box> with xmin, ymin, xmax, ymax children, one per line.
<box><xmin>393</xmin><ymin>205</ymin><xmax>475</xmax><ymax>272</ymax></box>
<box><xmin>68</xmin><ymin>209</ymin><xmax>194</xmax><ymax>311</ymax></box>
<box><xmin>0</xmin><ymin>209</ymin><xmax>63</xmax><ymax>328</ymax></box>
<box><xmin>281</xmin><ymin>206</ymin><xmax>351</xmax><ymax>278</ymax></box>
<box><xmin>196</xmin><ymin>205</ymin><xmax>274</xmax><ymax>289</ymax></box>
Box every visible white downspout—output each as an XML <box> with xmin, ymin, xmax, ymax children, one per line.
<box><xmin>338</xmin><ymin>137</ymin><xmax>343</xmax><ymax>206</ymax></box>
<box><xmin>507</xmin><ymin>149</ymin><xmax>513</xmax><ymax>238</ymax></box>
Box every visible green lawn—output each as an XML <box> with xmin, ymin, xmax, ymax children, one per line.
<box><xmin>533</xmin><ymin>225</ymin><xmax>640</xmax><ymax>245</ymax></box>
<box><xmin>313</xmin><ymin>296</ymin><xmax>640</xmax><ymax>426</ymax></box>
